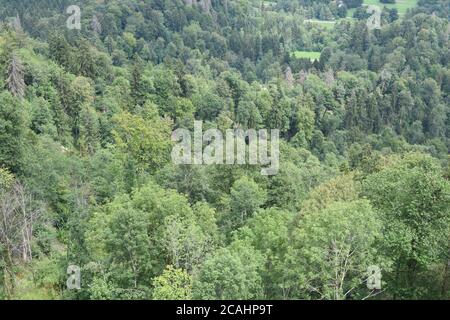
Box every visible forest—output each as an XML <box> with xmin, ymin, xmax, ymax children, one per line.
<box><xmin>0</xmin><ymin>0</ymin><xmax>449</xmax><ymax>300</ymax></box>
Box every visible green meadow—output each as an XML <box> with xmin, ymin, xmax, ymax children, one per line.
<box><xmin>292</xmin><ymin>51</ymin><xmax>322</xmax><ymax>61</ymax></box>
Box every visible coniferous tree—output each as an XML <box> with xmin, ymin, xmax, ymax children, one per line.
<box><xmin>6</xmin><ymin>54</ymin><xmax>25</xmax><ymax>99</ymax></box>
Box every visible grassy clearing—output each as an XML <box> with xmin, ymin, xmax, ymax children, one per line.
<box><xmin>347</xmin><ymin>0</ymin><xmax>418</xmax><ymax>17</ymax></box>
<box><xmin>292</xmin><ymin>51</ymin><xmax>321</xmax><ymax>61</ymax></box>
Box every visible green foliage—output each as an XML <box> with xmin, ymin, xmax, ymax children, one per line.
<box><xmin>0</xmin><ymin>168</ymin><xmax>14</xmax><ymax>190</ymax></box>
<box><xmin>84</xmin><ymin>180</ymin><xmax>218</xmax><ymax>298</ymax></box>
<box><xmin>152</xmin><ymin>266</ymin><xmax>193</xmax><ymax>300</ymax></box>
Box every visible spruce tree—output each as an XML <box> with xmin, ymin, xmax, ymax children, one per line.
<box><xmin>6</xmin><ymin>54</ymin><xmax>25</xmax><ymax>99</ymax></box>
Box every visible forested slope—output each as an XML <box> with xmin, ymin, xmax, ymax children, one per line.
<box><xmin>0</xmin><ymin>0</ymin><xmax>449</xmax><ymax>300</ymax></box>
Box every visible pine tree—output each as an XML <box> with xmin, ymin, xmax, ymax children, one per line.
<box><xmin>6</xmin><ymin>54</ymin><xmax>25</xmax><ymax>99</ymax></box>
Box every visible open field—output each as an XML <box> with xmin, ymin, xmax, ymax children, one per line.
<box><xmin>292</xmin><ymin>50</ymin><xmax>321</xmax><ymax>61</ymax></box>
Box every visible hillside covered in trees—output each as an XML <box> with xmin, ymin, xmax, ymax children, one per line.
<box><xmin>0</xmin><ymin>0</ymin><xmax>449</xmax><ymax>300</ymax></box>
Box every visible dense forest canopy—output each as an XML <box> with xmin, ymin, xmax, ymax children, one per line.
<box><xmin>0</xmin><ymin>0</ymin><xmax>449</xmax><ymax>300</ymax></box>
